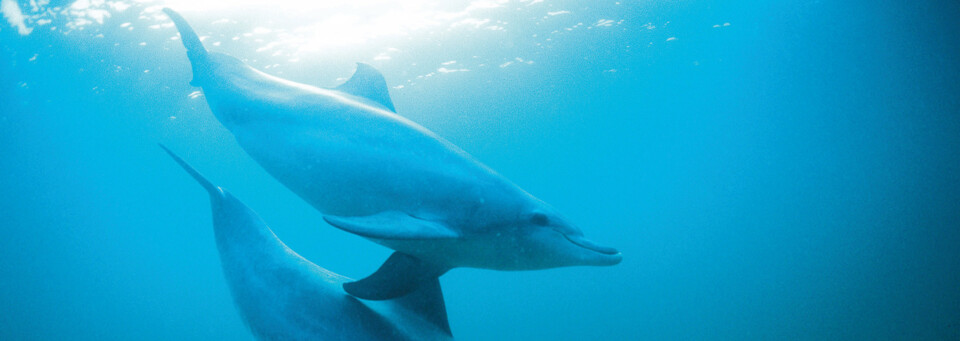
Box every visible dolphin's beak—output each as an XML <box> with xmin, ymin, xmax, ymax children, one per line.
<box><xmin>563</xmin><ymin>234</ymin><xmax>622</xmax><ymax>265</ymax></box>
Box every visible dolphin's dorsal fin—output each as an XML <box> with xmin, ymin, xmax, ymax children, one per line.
<box><xmin>335</xmin><ymin>63</ymin><xmax>396</xmax><ymax>112</ymax></box>
<box><xmin>323</xmin><ymin>211</ymin><xmax>458</xmax><ymax>240</ymax></box>
<box><xmin>344</xmin><ymin>252</ymin><xmax>450</xmax><ymax>303</ymax></box>
<box><xmin>392</xmin><ymin>274</ymin><xmax>452</xmax><ymax>336</ymax></box>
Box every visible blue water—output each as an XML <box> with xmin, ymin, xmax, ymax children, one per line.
<box><xmin>2</xmin><ymin>0</ymin><xmax>959</xmax><ymax>339</ymax></box>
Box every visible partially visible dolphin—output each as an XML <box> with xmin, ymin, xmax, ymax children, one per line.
<box><xmin>163</xmin><ymin>8</ymin><xmax>621</xmax><ymax>300</ymax></box>
<box><xmin>160</xmin><ymin>145</ymin><xmax>453</xmax><ymax>341</ymax></box>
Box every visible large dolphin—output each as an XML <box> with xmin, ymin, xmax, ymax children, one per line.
<box><xmin>163</xmin><ymin>8</ymin><xmax>621</xmax><ymax>300</ymax></box>
<box><xmin>161</xmin><ymin>145</ymin><xmax>453</xmax><ymax>341</ymax></box>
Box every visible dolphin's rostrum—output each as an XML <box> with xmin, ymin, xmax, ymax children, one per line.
<box><xmin>164</xmin><ymin>8</ymin><xmax>621</xmax><ymax>300</ymax></box>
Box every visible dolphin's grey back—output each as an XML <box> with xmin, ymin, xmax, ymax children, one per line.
<box><xmin>163</xmin><ymin>6</ymin><xmax>532</xmax><ymax>224</ymax></box>
<box><xmin>161</xmin><ymin>146</ymin><xmax>452</xmax><ymax>340</ymax></box>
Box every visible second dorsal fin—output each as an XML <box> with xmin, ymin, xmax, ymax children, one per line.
<box><xmin>335</xmin><ymin>62</ymin><xmax>396</xmax><ymax>112</ymax></box>
<box><xmin>392</xmin><ymin>275</ymin><xmax>452</xmax><ymax>336</ymax></box>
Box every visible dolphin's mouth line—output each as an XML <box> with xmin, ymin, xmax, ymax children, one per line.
<box><xmin>563</xmin><ymin>234</ymin><xmax>620</xmax><ymax>256</ymax></box>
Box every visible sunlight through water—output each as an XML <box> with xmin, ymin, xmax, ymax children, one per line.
<box><xmin>2</xmin><ymin>0</ymin><xmax>654</xmax><ymax>89</ymax></box>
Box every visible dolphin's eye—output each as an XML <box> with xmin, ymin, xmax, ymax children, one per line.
<box><xmin>530</xmin><ymin>213</ymin><xmax>550</xmax><ymax>226</ymax></box>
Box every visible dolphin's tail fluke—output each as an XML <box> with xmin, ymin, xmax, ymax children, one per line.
<box><xmin>159</xmin><ymin>144</ymin><xmax>222</xmax><ymax>198</ymax></box>
<box><xmin>163</xmin><ymin>8</ymin><xmax>208</xmax><ymax>84</ymax></box>
<box><xmin>163</xmin><ymin>8</ymin><xmax>206</xmax><ymax>59</ymax></box>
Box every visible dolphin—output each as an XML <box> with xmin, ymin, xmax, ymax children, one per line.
<box><xmin>160</xmin><ymin>145</ymin><xmax>453</xmax><ymax>341</ymax></box>
<box><xmin>163</xmin><ymin>8</ymin><xmax>621</xmax><ymax>300</ymax></box>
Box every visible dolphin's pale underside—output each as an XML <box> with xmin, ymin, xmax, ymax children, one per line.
<box><xmin>163</xmin><ymin>8</ymin><xmax>621</xmax><ymax>300</ymax></box>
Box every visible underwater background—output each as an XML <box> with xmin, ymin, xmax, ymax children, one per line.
<box><xmin>2</xmin><ymin>0</ymin><xmax>959</xmax><ymax>339</ymax></box>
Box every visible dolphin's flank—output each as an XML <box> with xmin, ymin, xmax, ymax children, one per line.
<box><xmin>163</xmin><ymin>8</ymin><xmax>621</xmax><ymax>301</ymax></box>
<box><xmin>160</xmin><ymin>145</ymin><xmax>453</xmax><ymax>340</ymax></box>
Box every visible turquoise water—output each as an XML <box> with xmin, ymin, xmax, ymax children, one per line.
<box><xmin>2</xmin><ymin>0</ymin><xmax>959</xmax><ymax>339</ymax></box>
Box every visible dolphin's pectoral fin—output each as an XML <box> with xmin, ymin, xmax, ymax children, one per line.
<box><xmin>344</xmin><ymin>252</ymin><xmax>449</xmax><ymax>301</ymax></box>
<box><xmin>323</xmin><ymin>211</ymin><xmax>458</xmax><ymax>240</ymax></box>
<box><xmin>335</xmin><ymin>62</ymin><xmax>396</xmax><ymax>112</ymax></box>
